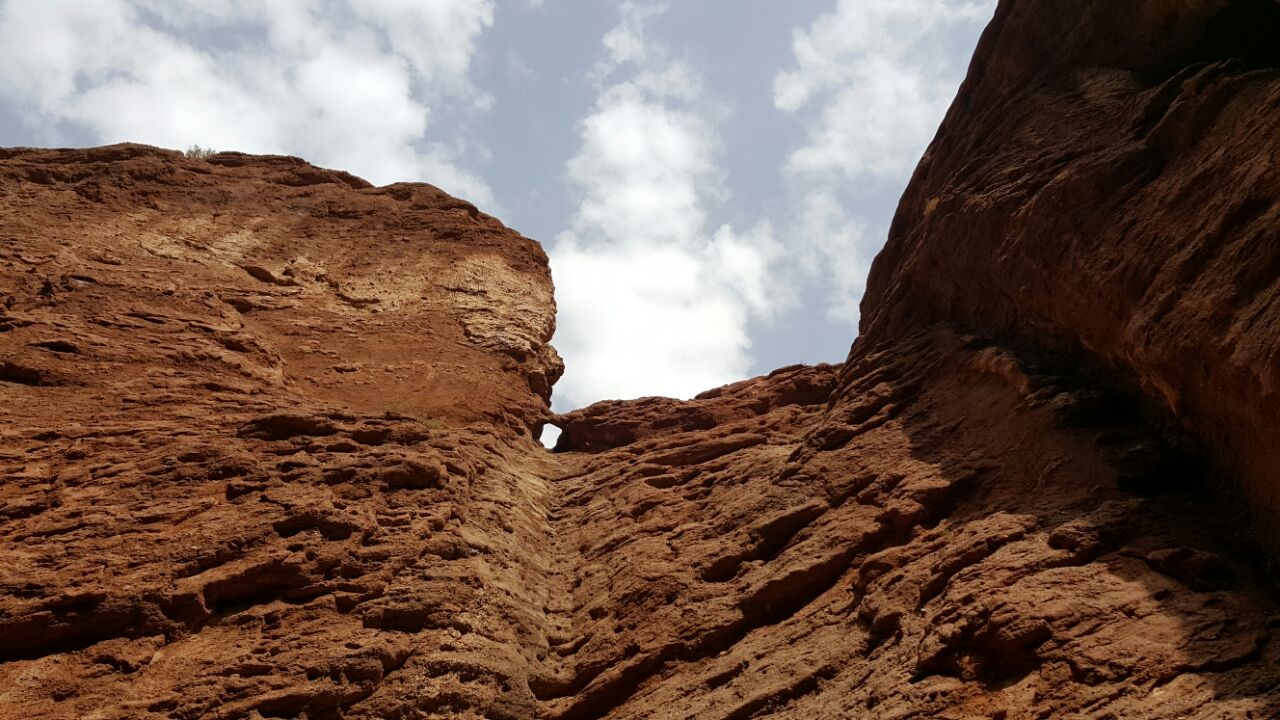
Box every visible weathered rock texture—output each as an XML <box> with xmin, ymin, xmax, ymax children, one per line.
<box><xmin>864</xmin><ymin>0</ymin><xmax>1280</xmax><ymax>555</ymax></box>
<box><xmin>3</xmin><ymin>1</ymin><xmax>1280</xmax><ymax>718</ymax></box>
<box><xmin>0</xmin><ymin>145</ymin><xmax>564</xmax><ymax>718</ymax></box>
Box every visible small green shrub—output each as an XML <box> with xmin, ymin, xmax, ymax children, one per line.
<box><xmin>185</xmin><ymin>144</ymin><xmax>217</xmax><ymax>160</ymax></box>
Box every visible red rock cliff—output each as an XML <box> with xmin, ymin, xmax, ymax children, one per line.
<box><xmin>862</xmin><ymin>0</ymin><xmax>1280</xmax><ymax>557</ymax></box>
<box><xmin>2</xmin><ymin>1</ymin><xmax>1280</xmax><ymax>718</ymax></box>
<box><xmin>0</xmin><ymin>145</ymin><xmax>565</xmax><ymax>718</ymax></box>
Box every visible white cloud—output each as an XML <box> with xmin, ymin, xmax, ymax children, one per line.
<box><xmin>351</xmin><ymin>0</ymin><xmax>493</xmax><ymax>91</ymax></box>
<box><xmin>600</xmin><ymin>1</ymin><xmax>668</xmax><ymax>69</ymax></box>
<box><xmin>795</xmin><ymin>190</ymin><xmax>871</xmax><ymax>323</ymax></box>
<box><xmin>552</xmin><ymin>239</ymin><xmax>757</xmax><ymax>404</ymax></box>
<box><xmin>566</xmin><ymin>84</ymin><xmax>715</xmax><ymax>246</ymax></box>
<box><xmin>550</xmin><ymin>2</ymin><xmax>784</xmax><ymax>408</ymax></box>
<box><xmin>776</xmin><ymin>0</ymin><xmax>991</xmax><ymax>180</ymax></box>
<box><xmin>632</xmin><ymin>62</ymin><xmax>703</xmax><ymax>101</ymax></box>
<box><xmin>506</xmin><ymin>49</ymin><xmax>537</xmax><ymax>80</ymax></box>
<box><xmin>711</xmin><ymin>222</ymin><xmax>786</xmax><ymax>320</ymax></box>
<box><xmin>0</xmin><ymin>0</ymin><xmax>996</xmax><ymax>408</ymax></box>
<box><xmin>774</xmin><ymin>0</ymin><xmax>993</xmax><ymax>320</ymax></box>
<box><xmin>0</xmin><ymin>0</ymin><xmax>496</xmax><ymax>206</ymax></box>
<box><xmin>784</xmin><ymin>54</ymin><xmax>949</xmax><ymax>180</ymax></box>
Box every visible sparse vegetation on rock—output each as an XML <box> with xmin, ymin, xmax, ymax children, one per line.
<box><xmin>184</xmin><ymin>143</ymin><xmax>217</xmax><ymax>160</ymax></box>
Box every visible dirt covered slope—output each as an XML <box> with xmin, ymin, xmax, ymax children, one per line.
<box><xmin>3</xmin><ymin>0</ymin><xmax>1280</xmax><ymax>718</ymax></box>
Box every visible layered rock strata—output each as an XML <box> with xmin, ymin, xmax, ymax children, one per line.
<box><xmin>3</xmin><ymin>1</ymin><xmax>1280</xmax><ymax>717</ymax></box>
<box><xmin>0</xmin><ymin>145</ymin><xmax>563</xmax><ymax>718</ymax></box>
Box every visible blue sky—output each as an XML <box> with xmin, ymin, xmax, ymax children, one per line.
<box><xmin>0</xmin><ymin>0</ymin><xmax>994</xmax><ymax>422</ymax></box>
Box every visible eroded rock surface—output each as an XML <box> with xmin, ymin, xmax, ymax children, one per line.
<box><xmin>3</xmin><ymin>1</ymin><xmax>1280</xmax><ymax>717</ymax></box>
<box><xmin>0</xmin><ymin>145</ymin><xmax>563</xmax><ymax>718</ymax></box>
<box><xmin>542</xmin><ymin>331</ymin><xmax>1279</xmax><ymax>719</ymax></box>
<box><xmin>862</xmin><ymin>0</ymin><xmax>1280</xmax><ymax>556</ymax></box>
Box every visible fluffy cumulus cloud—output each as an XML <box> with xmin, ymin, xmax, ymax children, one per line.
<box><xmin>0</xmin><ymin>0</ymin><xmax>496</xmax><ymax>205</ymax></box>
<box><xmin>775</xmin><ymin>0</ymin><xmax>993</xmax><ymax>320</ymax></box>
<box><xmin>795</xmin><ymin>189</ymin><xmax>872</xmax><ymax>323</ymax></box>
<box><xmin>598</xmin><ymin>1</ymin><xmax>666</xmax><ymax>70</ymax></box>
<box><xmin>775</xmin><ymin>0</ymin><xmax>992</xmax><ymax>181</ymax></box>
<box><xmin>550</xmin><ymin>1</ymin><xmax>785</xmax><ymax>408</ymax></box>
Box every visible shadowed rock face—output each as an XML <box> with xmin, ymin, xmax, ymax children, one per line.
<box><xmin>862</xmin><ymin>0</ymin><xmax>1280</xmax><ymax>556</ymax></box>
<box><xmin>2</xmin><ymin>1</ymin><xmax>1280</xmax><ymax>719</ymax></box>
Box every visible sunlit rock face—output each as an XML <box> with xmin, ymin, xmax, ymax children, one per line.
<box><xmin>2</xmin><ymin>1</ymin><xmax>1279</xmax><ymax>717</ymax></box>
<box><xmin>0</xmin><ymin>145</ymin><xmax>565</xmax><ymax>718</ymax></box>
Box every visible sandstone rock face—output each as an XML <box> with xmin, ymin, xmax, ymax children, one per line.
<box><xmin>861</xmin><ymin>0</ymin><xmax>1280</xmax><ymax>555</ymax></box>
<box><xmin>0</xmin><ymin>145</ymin><xmax>564</xmax><ymax>718</ymax></box>
<box><xmin>3</xmin><ymin>1</ymin><xmax>1280</xmax><ymax>718</ymax></box>
<box><xmin>542</xmin><ymin>331</ymin><xmax>1280</xmax><ymax>719</ymax></box>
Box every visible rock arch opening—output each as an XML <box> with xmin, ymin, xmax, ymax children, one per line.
<box><xmin>539</xmin><ymin>421</ymin><xmax>563</xmax><ymax>450</ymax></box>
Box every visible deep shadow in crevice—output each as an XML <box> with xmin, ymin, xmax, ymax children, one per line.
<box><xmin>0</xmin><ymin>361</ymin><xmax>55</xmax><ymax>386</ymax></box>
<box><xmin>1160</xmin><ymin>0</ymin><xmax>1280</xmax><ymax>78</ymax></box>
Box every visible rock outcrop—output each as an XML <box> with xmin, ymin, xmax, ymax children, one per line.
<box><xmin>2</xmin><ymin>1</ymin><xmax>1279</xmax><ymax>718</ymax></box>
<box><xmin>0</xmin><ymin>145</ymin><xmax>564</xmax><ymax>718</ymax></box>
<box><xmin>862</xmin><ymin>0</ymin><xmax>1280</xmax><ymax>559</ymax></box>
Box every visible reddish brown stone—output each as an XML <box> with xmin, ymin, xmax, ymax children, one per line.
<box><xmin>3</xmin><ymin>2</ymin><xmax>1280</xmax><ymax>717</ymax></box>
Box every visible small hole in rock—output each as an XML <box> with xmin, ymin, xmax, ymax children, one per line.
<box><xmin>539</xmin><ymin>422</ymin><xmax>562</xmax><ymax>450</ymax></box>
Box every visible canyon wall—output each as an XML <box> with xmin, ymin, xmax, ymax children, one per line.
<box><xmin>2</xmin><ymin>1</ymin><xmax>1279</xmax><ymax>718</ymax></box>
<box><xmin>861</xmin><ymin>0</ymin><xmax>1280</xmax><ymax>557</ymax></box>
<box><xmin>0</xmin><ymin>145</ymin><xmax>565</xmax><ymax>717</ymax></box>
